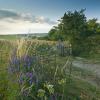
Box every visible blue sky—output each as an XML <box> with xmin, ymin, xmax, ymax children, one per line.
<box><xmin>0</xmin><ymin>0</ymin><xmax>100</xmax><ymax>34</ymax></box>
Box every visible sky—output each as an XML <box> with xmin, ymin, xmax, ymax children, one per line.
<box><xmin>0</xmin><ymin>0</ymin><xmax>100</xmax><ymax>34</ymax></box>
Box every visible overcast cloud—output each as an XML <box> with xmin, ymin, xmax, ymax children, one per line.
<box><xmin>0</xmin><ymin>9</ymin><xmax>57</xmax><ymax>24</ymax></box>
<box><xmin>0</xmin><ymin>9</ymin><xmax>57</xmax><ymax>34</ymax></box>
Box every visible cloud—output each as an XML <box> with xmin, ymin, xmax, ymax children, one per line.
<box><xmin>35</xmin><ymin>16</ymin><xmax>57</xmax><ymax>25</ymax></box>
<box><xmin>0</xmin><ymin>9</ymin><xmax>57</xmax><ymax>34</ymax></box>
<box><xmin>0</xmin><ymin>9</ymin><xmax>20</xmax><ymax>19</ymax></box>
<box><xmin>0</xmin><ymin>9</ymin><xmax>57</xmax><ymax>25</ymax></box>
<box><xmin>0</xmin><ymin>21</ymin><xmax>53</xmax><ymax>34</ymax></box>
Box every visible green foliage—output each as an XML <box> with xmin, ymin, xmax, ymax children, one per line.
<box><xmin>48</xmin><ymin>27</ymin><xmax>65</xmax><ymax>41</ymax></box>
<box><xmin>48</xmin><ymin>9</ymin><xmax>100</xmax><ymax>57</ymax></box>
<box><xmin>0</xmin><ymin>40</ymin><xmax>100</xmax><ymax>100</ymax></box>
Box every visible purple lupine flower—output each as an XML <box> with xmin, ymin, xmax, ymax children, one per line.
<box><xmin>8</xmin><ymin>50</ymin><xmax>38</xmax><ymax>86</ymax></box>
<box><xmin>19</xmin><ymin>73</ymin><xmax>24</xmax><ymax>84</ymax></box>
<box><xmin>25</xmin><ymin>72</ymin><xmax>37</xmax><ymax>85</ymax></box>
<box><xmin>26</xmin><ymin>72</ymin><xmax>33</xmax><ymax>84</ymax></box>
<box><xmin>9</xmin><ymin>56</ymin><xmax>20</xmax><ymax>73</ymax></box>
<box><xmin>26</xmin><ymin>72</ymin><xmax>33</xmax><ymax>77</ymax></box>
<box><xmin>28</xmin><ymin>72</ymin><xmax>33</xmax><ymax>85</ymax></box>
<box><xmin>21</xmin><ymin>55</ymin><xmax>33</xmax><ymax>70</ymax></box>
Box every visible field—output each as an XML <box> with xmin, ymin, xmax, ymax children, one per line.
<box><xmin>0</xmin><ymin>35</ymin><xmax>100</xmax><ymax>100</ymax></box>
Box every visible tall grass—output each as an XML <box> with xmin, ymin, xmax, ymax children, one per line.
<box><xmin>7</xmin><ymin>37</ymin><xmax>74</xmax><ymax>100</ymax></box>
<box><xmin>0</xmin><ymin>38</ymin><xmax>100</xmax><ymax>100</ymax></box>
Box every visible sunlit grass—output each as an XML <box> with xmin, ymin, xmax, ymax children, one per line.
<box><xmin>0</xmin><ymin>38</ymin><xmax>100</xmax><ymax>100</ymax></box>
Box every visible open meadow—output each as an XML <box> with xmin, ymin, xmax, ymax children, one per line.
<box><xmin>0</xmin><ymin>36</ymin><xmax>100</xmax><ymax>100</ymax></box>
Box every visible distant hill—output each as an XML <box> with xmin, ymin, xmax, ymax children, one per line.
<box><xmin>0</xmin><ymin>33</ymin><xmax>48</xmax><ymax>40</ymax></box>
<box><xmin>19</xmin><ymin>33</ymin><xmax>48</xmax><ymax>37</ymax></box>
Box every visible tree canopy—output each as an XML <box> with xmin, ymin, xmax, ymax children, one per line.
<box><xmin>48</xmin><ymin>9</ymin><xmax>100</xmax><ymax>56</ymax></box>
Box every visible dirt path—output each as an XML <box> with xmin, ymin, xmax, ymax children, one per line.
<box><xmin>72</xmin><ymin>58</ymin><xmax>100</xmax><ymax>87</ymax></box>
<box><xmin>73</xmin><ymin>58</ymin><xmax>100</xmax><ymax>76</ymax></box>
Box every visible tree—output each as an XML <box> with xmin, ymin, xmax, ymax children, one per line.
<box><xmin>48</xmin><ymin>9</ymin><xmax>100</xmax><ymax>56</ymax></box>
<box><xmin>48</xmin><ymin>26</ymin><xmax>64</xmax><ymax>40</ymax></box>
<box><xmin>86</xmin><ymin>18</ymin><xmax>100</xmax><ymax>36</ymax></box>
<box><xmin>57</xmin><ymin>9</ymin><xmax>87</xmax><ymax>55</ymax></box>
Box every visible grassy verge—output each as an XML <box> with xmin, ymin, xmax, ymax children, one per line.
<box><xmin>0</xmin><ymin>39</ymin><xmax>100</xmax><ymax>100</ymax></box>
